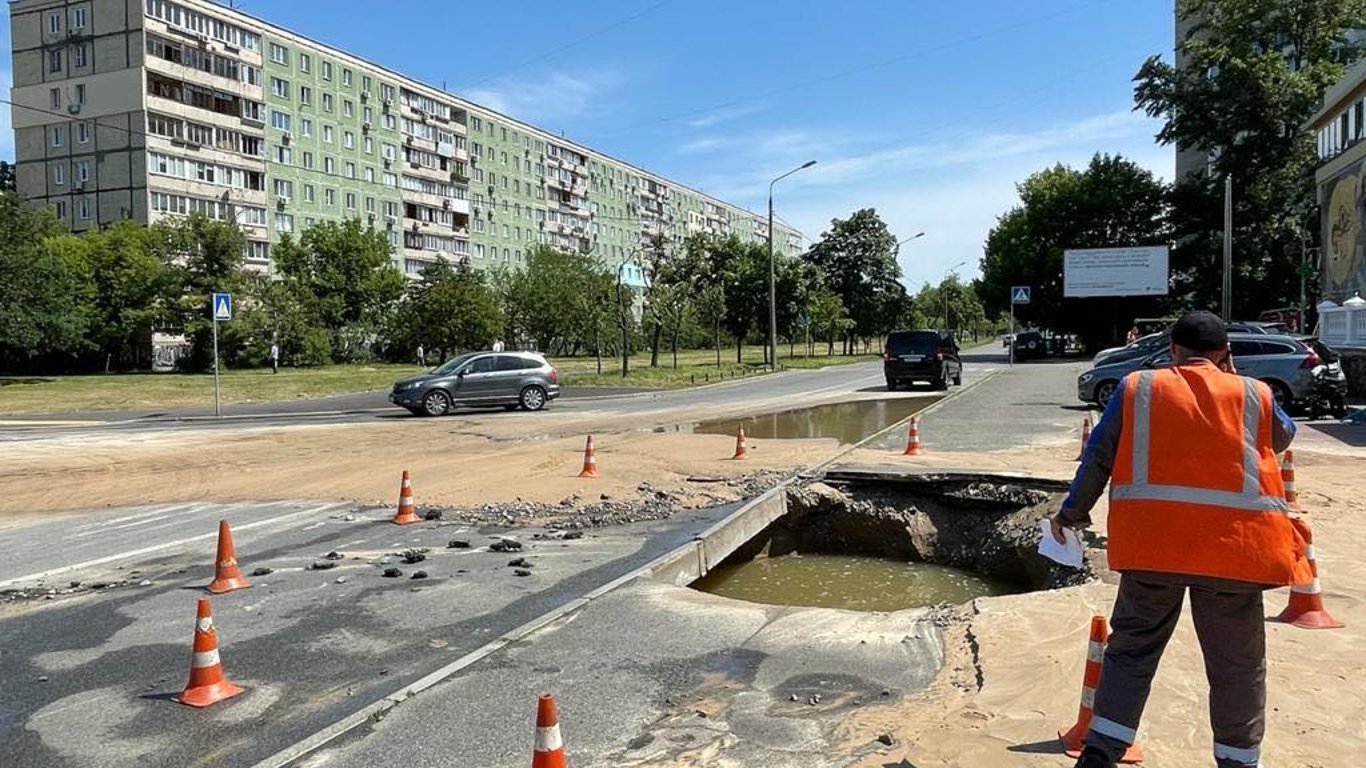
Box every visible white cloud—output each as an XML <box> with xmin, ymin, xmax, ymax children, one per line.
<box><xmin>677</xmin><ymin>136</ymin><xmax>726</xmax><ymax>155</ymax></box>
<box><xmin>684</xmin><ymin>102</ymin><xmax>767</xmax><ymax>128</ymax></box>
<box><xmin>463</xmin><ymin>70</ymin><xmax>621</xmax><ymax>126</ymax></box>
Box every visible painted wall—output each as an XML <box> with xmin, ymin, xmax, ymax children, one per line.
<box><xmin>1322</xmin><ymin>157</ymin><xmax>1366</xmax><ymax>301</ymax></box>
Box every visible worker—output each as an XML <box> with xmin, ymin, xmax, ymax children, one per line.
<box><xmin>1050</xmin><ymin>310</ymin><xmax>1311</xmax><ymax>768</ymax></box>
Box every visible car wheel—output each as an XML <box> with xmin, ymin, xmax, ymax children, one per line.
<box><xmin>1095</xmin><ymin>380</ymin><xmax>1118</xmax><ymax>408</ymax></box>
<box><xmin>520</xmin><ymin>385</ymin><xmax>548</xmax><ymax>412</ymax></box>
<box><xmin>1262</xmin><ymin>380</ymin><xmax>1293</xmax><ymax>409</ymax></box>
<box><xmin>421</xmin><ymin>390</ymin><xmax>452</xmax><ymax>417</ymax></box>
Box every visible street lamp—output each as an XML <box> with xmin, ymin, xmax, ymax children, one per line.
<box><xmin>943</xmin><ymin>260</ymin><xmax>966</xmax><ymax>334</ymax></box>
<box><xmin>768</xmin><ymin>160</ymin><xmax>817</xmax><ymax>371</ymax></box>
<box><xmin>894</xmin><ymin>232</ymin><xmax>925</xmax><ymax>260</ymax></box>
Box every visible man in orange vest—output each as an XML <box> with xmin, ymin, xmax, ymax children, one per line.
<box><xmin>1051</xmin><ymin>311</ymin><xmax>1310</xmax><ymax>768</ymax></box>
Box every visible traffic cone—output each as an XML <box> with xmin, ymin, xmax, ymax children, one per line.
<box><xmin>1280</xmin><ymin>450</ymin><xmax>1303</xmax><ymax>512</ymax></box>
<box><xmin>1274</xmin><ymin>523</ymin><xmax>1344</xmax><ymax>630</ymax></box>
<box><xmin>731</xmin><ymin>425</ymin><xmax>749</xmax><ymax>460</ymax></box>
<box><xmin>173</xmin><ymin>598</ymin><xmax>244</xmax><ymax>708</ymax></box>
<box><xmin>903</xmin><ymin>416</ymin><xmax>922</xmax><ymax>456</ymax></box>
<box><xmin>532</xmin><ymin>693</ymin><xmax>567</xmax><ymax>768</ymax></box>
<box><xmin>578</xmin><ymin>435</ymin><xmax>599</xmax><ymax>478</ymax></box>
<box><xmin>1075</xmin><ymin>417</ymin><xmax>1092</xmax><ymax>462</ymax></box>
<box><xmin>206</xmin><ymin>520</ymin><xmax>250</xmax><ymax>594</ymax></box>
<box><xmin>1059</xmin><ymin>615</ymin><xmax>1143</xmax><ymax>763</ymax></box>
<box><xmin>392</xmin><ymin>470</ymin><xmax>420</xmax><ymax>525</ymax></box>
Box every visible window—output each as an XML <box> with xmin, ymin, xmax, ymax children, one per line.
<box><xmin>363</xmin><ymin>106</ymin><xmax>373</xmax><ymax>124</ymax></box>
<box><xmin>71</xmin><ymin>7</ymin><xmax>86</xmax><ymax>29</ymax></box>
<box><xmin>271</xmin><ymin>78</ymin><xmax>290</xmax><ymax>99</ymax></box>
<box><xmin>299</xmin><ymin>53</ymin><xmax>311</xmax><ymax>73</ymax></box>
<box><xmin>49</xmin><ymin>88</ymin><xmax>60</xmax><ymax>109</ymax></box>
<box><xmin>299</xmin><ymin>86</ymin><xmax>312</xmax><ymax>105</ymax></box>
<box><xmin>269</xmin><ymin>43</ymin><xmax>289</xmax><ymax>65</ymax></box>
<box><xmin>300</xmin><ymin>118</ymin><xmax>312</xmax><ymax>137</ymax></box>
<box><xmin>325</xmin><ymin>188</ymin><xmax>336</xmax><ymax>206</ymax></box>
<box><xmin>51</xmin><ymin>125</ymin><xmax>65</xmax><ymax>147</ymax></box>
<box><xmin>48</xmin><ymin>10</ymin><xmax>61</xmax><ymax>34</ymax></box>
<box><xmin>304</xmin><ymin>184</ymin><xmax>315</xmax><ymax>203</ymax></box>
<box><xmin>302</xmin><ymin>151</ymin><xmax>314</xmax><ymax>169</ymax></box>
<box><xmin>364</xmin><ymin>167</ymin><xmax>375</xmax><ymax>183</ymax></box>
<box><xmin>275</xmin><ymin>212</ymin><xmax>294</xmax><ymax>233</ymax></box>
<box><xmin>76</xmin><ymin>122</ymin><xmax>89</xmax><ymax>143</ymax></box>
<box><xmin>365</xmin><ymin>196</ymin><xmax>375</xmax><ymax>212</ymax></box>
<box><xmin>342</xmin><ymin>69</ymin><xmax>353</xmax><ymax>87</ymax></box>
<box><xmin>364</xmin><ymin>136</ymin><xmax>373</xmax><ymax>154</ymax></box>
<box><xmin>344</xmin><ymin>131</ymin><xmax>354</xmax><ymax>149</ymax></box>
<box><xmin>345</xmin><ymin>192</ymin><xmax>357</xmax><ymax>209</ymax></box>
<box><xmin>322</xmin><ymin>93</ymin><xmax>333</xmax><ymax>113</ymax></box>
<box><xmin>343</xmin><ymin>100</ymin><xmax>354</xmax><ymax>118</ymax></box>
<box><xmin>49</xmin><ymin>50</ymin><xmax>62</xmax><ymax>74</ymax></box>
<box><xmin>273</xmin><ymin>179</ymin><xmax>293</xmax><ymax>199</ymax></box>
<box><xmin>74</xmin><ymin>45</ymin><xmax>87</xmax><ymax>68</ymax></box>
<box><xmin>322</xmin><ymin>125</ymin><xmax>334</xmax><ymax>144</ymax></box>
<box><xmin>273</xmin><ymin>145</ymin><xmax>292</xmax><ymax>164</ymax></box>
<box><xmin>53</xmin><ymin>165</ymin><xmax>65</xmax><ymax>185</ymax></box>
<box><xmin>270</xmin><ymin>110</ymin><xmax>292</xmax><ymax>131</ymax></box>
<box><xmin>75</xmin><ymin>84</ymin><xmax>85</xmax><ymax>105</ymax></box>
<box><xmin>78</xmin><ymin>198</ymin><xmax>91</xmax><ymax>220</ymax></box>
<box><xmin>345</xmin><ymin>161</ymin><xmax>355</xmax><ymax>179</ymax></box>
<box><xmin>324</xmin><ymin>157</ymin><xmax>335</xmax><ymax>174</ymax></box>
<box><xmin>321</xmin><ymin>61</ymin><xmax>333</xmax><ymax>81</ymax></box>
<box><xmin>76</xmin><ymin>160</ymin><xmax>89</xmax><ymax>182</ymax></box>
<box><xmin>54</xmin><ymin>200</ymin><xmax>67</xmax><ymax>219</ymax></box>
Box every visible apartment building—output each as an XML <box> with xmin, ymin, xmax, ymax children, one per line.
<box><xmin>9</xmin><ymin>0</ymin><xmax>802</xmax><ymax>280</ymax></box>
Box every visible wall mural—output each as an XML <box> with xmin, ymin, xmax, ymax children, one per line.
<box><xmin>1324</xmin><ymin>159</ymin><xmax>1366</xmax><ymax>301</ymax></box>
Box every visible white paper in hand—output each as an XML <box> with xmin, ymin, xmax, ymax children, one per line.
<box><xmin>1037</xmin><ymin>518</ymin><xmax>1084</xmax><ymax>568</ymax></box>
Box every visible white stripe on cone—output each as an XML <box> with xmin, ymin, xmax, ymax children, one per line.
<box><xmin>192</xmin><ymin>649</ymin><xmax>221</xmax><ymax>668</ymax></box>
<box><xmin>1291</xmin><ymin>578</ymin><xmax>1323</xmax><ymax>595</ymax></box>
<box><xmin>535</xmin><ymin>724</ymin><xmax>563</xmax><ymax>752</ymax></box>
<box><xmin>196</xmin><ymin>617</ymin><xmax>214</xmax><ymax>632</ymax></box>
<box><xmin>1080</xmin><ymin>687</ymin><xmax>1095</xmax><ymax>708</ymax></box>
<box><xmin>1086</xmin><ymin>642</ymin><xmax>1104</xmax><ymax>663</ymax></box>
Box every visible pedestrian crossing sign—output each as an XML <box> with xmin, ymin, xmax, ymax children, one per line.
<box><xmin>212</xmin><ymin>292</ymin><xmax>232</xmax><ymax>321</ymax></box>
<box><xmin>1011</xmin><ymin>286</ymin><xmax>1031</xmax><ymax>304</ymax></box>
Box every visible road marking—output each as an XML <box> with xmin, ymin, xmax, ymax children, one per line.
<box><xmin>70</xmin><ymin>503</ymin><xmax>209</xmax><ymax>538</ymax></box>
<box><xmin>0</xmin><ymin>502</ymin><xmax>349</xmax><ymax>589</ymax></box>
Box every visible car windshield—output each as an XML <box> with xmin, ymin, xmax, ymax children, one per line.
<box><xmin>431</xmin><ymin>353</ymin><xmax>477</xmax><ymax>375</ymax></box>
<box><xmin>887</xmin><ymin>332</ymin><xmax>938</xmax><ymax>355</ymax></box>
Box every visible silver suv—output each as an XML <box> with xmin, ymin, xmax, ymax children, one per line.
<box><xmin>390</xmin><ymin>352</ymin><xmax>561</xmax><ymax>416</ymax></box>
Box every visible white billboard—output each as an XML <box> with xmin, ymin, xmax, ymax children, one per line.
<box><xmin>1064</xmin><ymin>246</ymin><xmax>1170</xmax><ymax>298</ymax></box>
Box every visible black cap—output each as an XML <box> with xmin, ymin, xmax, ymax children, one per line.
<box><xmin>1170</xmin><ymin>310</ymin><xmax>1228</xmax><ymax>352</ymax></box>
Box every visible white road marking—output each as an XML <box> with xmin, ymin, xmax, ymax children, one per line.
<box><xmin>70</xmin><ymin>503</ymin><xmax>210</xmax><ymax>539</ymax></box>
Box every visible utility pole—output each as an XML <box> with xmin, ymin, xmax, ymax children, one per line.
<box><xmin>1222</xmin><ymin>174</ymin><xmax>1233</xmax><ymax>320</ymax></box>
<box><xmin>768</xmin><ymin>161</ymin><xmax>816</xmax><ymax>371</ymax></box>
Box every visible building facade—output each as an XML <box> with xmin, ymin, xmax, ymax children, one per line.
<box><xmin>9</xmin><ymin>0</ymin><xmax>803</xmax><ymax>280</ymax></box>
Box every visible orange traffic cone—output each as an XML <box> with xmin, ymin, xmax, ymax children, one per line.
<box><xmin>173</xmin><ymin>597</ymin><xmax>244</xmax><ymax>708</ymax></box>
<box><xmin>1274</xmin><ymin>522</ymin><xmax>1344</xmax><ymax>630</ymax></box>
<box><xmin>1075</xmin><ymin>417</ymin><xmax>1092</xmax><ymax>462</ymax></box>
<box><xmin>206</xmin><ymin>520</ymin><xmax>251</xmax><ymax>594</ymax></box>
<box><xmin>1059</xmin><ymin>615</ymin><xmax>1143</xmax><ymax>763</ymax></box>
<box><xmin>903</xmin><ymin>416</ymin><xmax>922</xmax><ymax>456</ymax></box>
<box><xmin>392</xmin><ymin>470</ymin><xmax>420</xmax><ymax>525</ymax></box>
<box><xmin>532</xmin><ymin>693</ymin><xmax>567</xmax><ymax>768</ymax></box>
<box><xmin>578</xmin><ymin>435</ymin><xmax>599</xmax><ymax>478</ymax></box>
<box><xmin>1280</xmin><ymin>450</ymin><xmax>1303</xmax><ymax>511</ymax></box>
<box><xmin>731</xmin><ymin>425</ymin><xmax>749</xmax><ymax>460</ymax></box>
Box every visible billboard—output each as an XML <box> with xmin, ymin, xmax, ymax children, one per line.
<box><xmin>1063</xmin><ymin>246</ymin><xmax>1170</xmax><ymax>298</ymax></box>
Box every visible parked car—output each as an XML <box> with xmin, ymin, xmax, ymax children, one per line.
<box><xmin>1077</xmin><ymin>333</ymin><xmax>1319</xmax><ymax>408</ymax></box>
<box><xmin>1011</xmin><ymin>331</ymin><xmax>1048</xmax><ymax>360</ymax></box>
<box><xmin>390</xmin><ymin>351</ymin><xmax>561</xmax><ymax>416</ymax></box>
<box><xmin>1093</xmin><ymin>332</ymin><xmax>1170</xmax><ymax>368</ymax></box>
<box><xmin>883</xmin><ymin>329</ymin><xmax>961</xmax><ymax>390</ymax></box>
<box><xmin>1225</xmin><ymin>321</ymin><xmax>1271</xmax><ymax>334</ymax></box>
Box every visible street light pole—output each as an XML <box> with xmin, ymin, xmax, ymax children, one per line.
<box><xmin>768</xmin><ymin>160</ymin><xmax>816</xmax><ymax>371</ymax></box>
<box><xmin>1222</xmin><ymin>174</ymin><xmax>1233</xmax><ymax>320</ymax></box>
<box><xmin>942</xmin><ymin>260</ymin><xmax>966</xmax><ymax>334</ymax></box>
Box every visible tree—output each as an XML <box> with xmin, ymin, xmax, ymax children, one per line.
<box><xmin>978</xmin><ymin>154</ymin><xmax>1170</xmax><ymax>349</ymax></box>
<box><xmin>389</xmin><ymin>262</ymin><xmax>503</xmax><ymax>361</ymax></box>
<box><xmin>154</xmin><ymin>212</ymin><xmax>249</xmax><ymax>371</ymax></box>
<box><xmin>803</xmin><ymin>209</ymin><xmax>902</xmax><ymax>354</ymax></box>
<box><xmin>273</xmin><ymin>219</ymin><xmax>403</xmax><ymax>362</ymax></box>
<box><xmin>0</xmin><ymin>161</ymin><xmax>16</xmax><ymax>193</ymax></box>
<box><xmin>0</xmin><ymin>192</ymin><xmax>93</xmax><ymax>370</ymax></box>
<box><xmin>1134</xmin><ymin>0</ymin><xmax>1366</xmax><ymax>314</ymax></box>
<box><xmin>79</xmin><ymin>221</ymin><xmax>178</xmax><ymax>371</ymax></box>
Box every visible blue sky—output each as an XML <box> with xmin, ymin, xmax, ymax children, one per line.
<box><xmin>1</xmin><ymin>0</ymin><xmax>1175</xmax><ymax>288</ymax></box>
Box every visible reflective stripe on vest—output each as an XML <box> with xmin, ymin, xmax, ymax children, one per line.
<box><xmin>1110</xmin><ymin>371</ymin><xmax>1289</xmax><ymax>515</ymax></box>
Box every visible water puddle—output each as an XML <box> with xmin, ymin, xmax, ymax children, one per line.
<box><xmin>661</xmin><ymin>398</ymin><xmax>939</xmax><ymax>445</ymax></box>
<box><xmin>693</xmin><ymin>553</ymin><xmax>1019</xmax><ymax>612</ymax></box>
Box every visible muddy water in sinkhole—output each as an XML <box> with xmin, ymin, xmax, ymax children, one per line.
<box><xmin>662</xmin><ymin>397</ymin><xmax>940</xmax><ymax>445</ymax></box>
<box><xmin>692</xmin><ymin>553</ymin><xmax>1019</xmax><ymax>612</ymax></box>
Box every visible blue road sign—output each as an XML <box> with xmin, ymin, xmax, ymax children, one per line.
<box><xmin>212</xmin><ymin>292</ymin><xmax>232</xmax><ymax>321</ymax></box>
<box><xmin>1011</xmin><ymin>286</ymin><xmax>1031</xmax><ymax>305</ymax></box>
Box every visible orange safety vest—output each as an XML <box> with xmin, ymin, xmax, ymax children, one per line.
<box><xmin>1108</xmin><ymin>363</ymin><xmax>1313</xmax><ymax>586</ymax></box>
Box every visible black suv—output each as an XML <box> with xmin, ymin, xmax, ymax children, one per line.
<box><xmin>883</xmin><ymin>330</ymin><xmax>962</xmax><ymax>390</ymax></box>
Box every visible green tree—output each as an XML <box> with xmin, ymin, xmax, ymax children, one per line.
<box><xmin>491</xmin><ymin>245</ymin><xmax>612</xmax><ymax>354</ymax></box>
<box><xmin>81</xmin><ymin>220</ymin><xmax>178</xmax><ymax>371</ymax></box>
<box><xmin>154</xmin><ymin>212</ymin><xmax>249</xmax><ymax>371</ymax></box>
<box><xmin>389</xmin><ymin>262</ymin><xmax>503</xmax><ymax>361</ymax></box>
<box><xmin>1134</xmin><ymin>0</ymin><xmax>1366</xmax><ymax>314</ymax></box>
<box><xmin>978</xmin><ymin>154</ymin><xmax>1170</xmax><ymax>348</ymax></box>
<box><xmin>0</xmin><ymin>193</ymin><xmax>92</xmax><ymax>369</ymax></box>
<box><xmin>803</xmin><ymin>209</ymin><xmax>902</xmax><ymax>354</ymax></box>
<box><xmin>0</xmin><ymin>161</ymin><xmax>16</xmax><ymax>193</ymax></box>
<box><xmin>273</xmin><ymin>219</ymin><xmax>403</xmax><ymax>362</ymax></box>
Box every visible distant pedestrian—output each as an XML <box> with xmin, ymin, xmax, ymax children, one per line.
<box><xmin>1125</xmin><ymin>326</ymin><xmax>1139</xmax><ymax>345</ymax></box>
<box><xmin>1052</xmin><ymin>311</ymin><xmax>1308</xmax><ymax>768</ymax></box>
<box><xmin>492</xmin><ymin>339</ymin><xmax>505</xmax><ymax>352</ymax></box>
<box><xmin>416</xmin><ymin>344</ymin><xmax>426</xmax><ymax>367</ymax></box>
<box><xmin>269</xmin><ymin>342</ymin><xmax>280</xmax><ymax>374</ymax></box>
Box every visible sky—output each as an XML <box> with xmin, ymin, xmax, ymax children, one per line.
<box><xmin>0</xmin><ymin>0</ymin><xmax>1176</xmax><ymax>288</ymax></box>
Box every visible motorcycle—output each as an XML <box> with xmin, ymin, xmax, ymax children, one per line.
<box><xmin>1305</xmin><ymin>356</ymin><xmax>1349</xmax><ymax>420</ymax></box>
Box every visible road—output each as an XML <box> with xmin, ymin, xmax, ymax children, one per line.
<box><xmin>0</xmin><ymin>350</ymin><xmax>1010</xmax><ymax>768</ymax></box>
